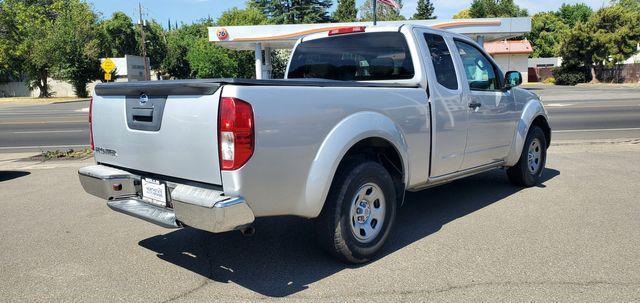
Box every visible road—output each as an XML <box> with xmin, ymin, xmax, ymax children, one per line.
<box><xmin>0</xmin><ymin>85</ymin><xmax>639</xmax><ymax>152</ymax></box>
<box><xmin>1</xmin><ymin>142</ymin><xmax>639</xmax><ymax>301</ymax></box>
<box><xmin>0</xmin><ymin>101</ymin><xmax>90</xmax><ymax>152</ymax></box>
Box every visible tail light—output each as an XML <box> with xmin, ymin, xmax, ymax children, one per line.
<box><xmin>328</xmin><ymin>26</ymin><xmax>366</xmax><ymax>36</ymax></box>
<box><xmin>219</xmin><ymin>97</ymin><xmax>254</xmax><ymax>170</ymax></box>
<box><xmin>89</xmin><ymin>96</ymin><xmax>94</xmax><ymax>151</ymax></box>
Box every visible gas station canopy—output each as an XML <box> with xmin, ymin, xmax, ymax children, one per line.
<box><xmin>208</xmin><ymin>17</ymin><xmax>531</xmax><ymax>79</ymax></box>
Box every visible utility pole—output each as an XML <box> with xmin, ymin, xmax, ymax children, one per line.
<box><xmin>373</xmin><ymin>0</ymin><xmax>377</xmax><ymax>25</ymax></box>
<box><xmin>138</xmin><ymin>2</ymin><xmax>149</xmax><ymax>81</ymax></box>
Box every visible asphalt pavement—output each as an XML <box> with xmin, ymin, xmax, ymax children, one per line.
<box><xmin>0</xmin><ymin>85</ymin><xmax>639</xmax><ymax>152</ymax></box>
<box><xmin>0</xmin><ymin>141</ymin><xmax>639</xmax><ymax>301</ymax></box>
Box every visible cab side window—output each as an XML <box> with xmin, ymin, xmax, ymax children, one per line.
<box><xmin>454</xmin><ymin>40</ymin><xmax>500</xmax><ymax>91</ymax></box>
<box><xmin>423</xmin><ymin>33</ymin><xmax>458</xmax><ymax>90</ymax></box>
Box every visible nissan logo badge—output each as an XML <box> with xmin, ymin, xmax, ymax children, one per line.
<box><xmin>139</xmin><ymin>94</ymin><xmax>149</xmax><ymax>105</ymax></box>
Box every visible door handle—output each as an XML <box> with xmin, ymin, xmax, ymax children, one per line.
<box><xmin>468</xmin><ymin>102</ymin><xmax>482</xmax><ymax>109</ymax></box>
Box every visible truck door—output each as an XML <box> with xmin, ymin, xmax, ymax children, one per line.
<box><xmin>415</xmin><ymin>29</ymin><xmax>468</xmax><ymax>177</ymax></box>
<box><xmin>451</xmin><ymin>39</ymin><xmax>517</xmax><ymax>170</ymax></box>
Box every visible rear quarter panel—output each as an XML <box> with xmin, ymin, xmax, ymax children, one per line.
<box><xmin>221</xmin><ymin>85</ymin><xmax>429</xmax><ymax>218</ymax></box>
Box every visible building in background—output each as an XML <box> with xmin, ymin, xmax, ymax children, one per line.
<box><xmin>100</xmin><ymin>55</ymin><xmax>152</xmax><ymax>82</ymax></box>
<box><xmin>483</xmin><ymin>40</ymin><xmax>532</xmax><ymax>84</ymax></box>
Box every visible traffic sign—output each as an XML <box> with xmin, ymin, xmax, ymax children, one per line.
<box><xmin>101</xmin><ymin>58</ymin><xmax>116</xmax><ymax>73</ymax></box>
<box><xmin>104</xmin><ymin>73</ymin><xmax>112</xmax><ymax>81</ymax></box>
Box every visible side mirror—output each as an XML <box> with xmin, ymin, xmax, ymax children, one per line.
<box><xmin>504</xmin><ymin>71</ymin><xmax>522</xmax><ymax>90</ymax></box>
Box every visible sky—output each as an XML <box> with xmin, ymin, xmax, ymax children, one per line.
<box><xmin>90</xmin><ymin>0</ymin><xmax>613</xmax><ymax>26</ymax></box>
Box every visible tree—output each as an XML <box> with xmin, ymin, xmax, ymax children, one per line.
<box><xmin>163</xmin><ymin>23</ymin><xmax>205</xmax><ymax>79</ymax></box>
<box><xmin>557</xmin><ymin>3</ymin><xmax>592</xmax><ymax>28</ymax></box>
<box><xmin>98</xmin><ymin>12</ymin><xmax>138</xmax><ymax>58</ymax></box>
<box><xmin>47</xmin><ymin>0</ymin><xmax>101</xmax><ymax>97</ymax></box>
<box><xmin>249</xmin><ymin>0</ymin><xmax>333</xmax><ymax>24</ymax></box>
<box><xmin>560</xmin><ymin>4</ymin><xmax>640</xmax><ymax>83</ymax></box>
<box><xmin>453</xmin><ymin>9</ymin><xmax>471</xmax><ymax>19</ymax></box>
<box><xmin>139</xmin><ymin>19</ymin><xmax>168</xmax><ymax>71</ymax></box>
<box><xmin>469</xmin><ymin>0</ymin><xmax>528</xmax><ymax>18</ymax></box>
<box><xmin>186</xmin><ymin>39</ymin><xmax>238</xmax><ymax>78</ymax></box>
<box><xmin>0</xmin><ymin>0</ymin><xmax>58</xmax><ymax>97</ymax></box>
<box><xmin>527</xmin><ymin>12</ymin><xmax>568</xmax><ymax>58</ymax></box>
<box><xmin>412</xmin><ymin>0</ymin><xmax>436</xmax><ymax>20</ymax></box>
<box><xmin>359</xmin><ymin>0</ymin><xmax>405</xmax><ymax>21</ymax></box>
<box><xmin>216</xmin><ymin>7</ymin><xmax>268</xmax><ymax>26</ymax></box>
<box><xmin>333</xmin><ymin>0</ymin><xmax>357</xmax><ymax>22</ymax></box>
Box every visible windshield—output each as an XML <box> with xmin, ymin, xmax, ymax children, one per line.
<box><xmin>287</xmin><ymin>32</ymin><xmax>415</xmax><ymax>81</ymax></box>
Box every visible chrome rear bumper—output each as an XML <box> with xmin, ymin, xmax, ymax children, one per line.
<box><xmin>78</xmin><ymin>165</ymin><xmax>254</xmax><ymax>233</ymax></box>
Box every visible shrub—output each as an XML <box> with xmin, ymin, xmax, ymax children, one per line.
<box><xmin>552</xmin><ymin>66</ymin><xmax>590</xmax><ymax>85</ymax></box>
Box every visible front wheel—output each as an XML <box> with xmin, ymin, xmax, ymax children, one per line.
<box><xmin>507</xmin><ymin>126</ymin><xmax>547</xmax><ymax>187</ymax></box>
<box><xmin>314</xmin><ymin>160</ymin><xmax>397</xmax><ymax>263</ymax></box>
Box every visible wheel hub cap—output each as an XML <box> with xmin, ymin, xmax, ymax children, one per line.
<box><xmin>349</xmin><ymin>183</ymin><xmax>386</xmax><ymax>243</ymax></box>
<box><xmin>527</xmin><ymin>138</ymin><xmax>542</xmax><ymax>174</ymax></box>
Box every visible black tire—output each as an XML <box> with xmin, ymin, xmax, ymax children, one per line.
<box><xmin>507</xmin><ymin>125</ymin><xmax>547</xmax><ymax>187</ymax></box>
<box><xmin>314</xmin><ymin>160</ymin><xmax>397</xmax><ymax>263</ymax></box>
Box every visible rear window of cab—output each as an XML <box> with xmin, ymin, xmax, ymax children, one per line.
<box><xmin>287</xmin><ymin>32</ymin><xmax>415</xmax><ymax>81</ymax></box>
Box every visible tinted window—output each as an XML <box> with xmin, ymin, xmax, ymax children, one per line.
<box><xmin>454</xmin><ymin>40</ymin><xmax>500</xmax><ymax>91</ymax></box>
<box><xmin>423</xmin><ymin>33</ymin><xmax>458</xmax><ymax>90</ymax></box>
<box><xmin>287</xmin><ymin>32</ymin><xmax>415</xmax><ymax>81</ymax></box>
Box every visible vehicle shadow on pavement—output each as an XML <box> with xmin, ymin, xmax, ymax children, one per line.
<box><xmin>0</xmin><ymin>171</ymin><xmax>30</xmax><ymax>182</ymax></box>
<box><xmin>138</xmin><ymin>168</ymin><xmax>559</xmax><ymax>298</ymax></box>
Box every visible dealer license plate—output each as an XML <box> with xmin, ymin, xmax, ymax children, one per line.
<box><xmin>142</xmin><ymin>178</ymin><xmax>167</xmax><ymax>207</ymax></box>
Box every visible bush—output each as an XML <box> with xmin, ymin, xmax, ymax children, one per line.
<box><xmin>542</xmin><ymin>77</ymin><xmax>556</xmax><ymax>84</ymax></box>
<box><xmin>552</xmin><ymin>66</ymin><xmax>590</xmax><ymax>86</ymax></box>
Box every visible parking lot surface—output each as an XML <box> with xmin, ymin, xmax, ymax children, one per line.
<box><xmin>1</xmin><ymin>140</ymin><xmax>639</xmax><ymax>302</ymax></box>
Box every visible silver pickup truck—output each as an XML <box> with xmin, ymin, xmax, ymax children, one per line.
<box><xmin>79</xmin><ymin>24</ymin><xmax>550</xmax><ymax>263</ymax></box>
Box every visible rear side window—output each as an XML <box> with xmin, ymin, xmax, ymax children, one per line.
<box><xmin>287</xmin><ymin>32</ymin><xmax>415</xmax><ymax>81</ymax></box>
<box><xmin>423</xmin><ymin>33</ymin><xmax>458</xmax><ymax>90</ymax></box>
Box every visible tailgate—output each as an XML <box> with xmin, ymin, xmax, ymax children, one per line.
<box><xmin>92</xmin><ymin>81</ymin><xmax>223</xmax><ymax>185</ymax></box>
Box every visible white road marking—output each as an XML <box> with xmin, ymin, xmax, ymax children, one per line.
<box><xmin>544</xmin><ymin>103</ymin><xmax>574</xmax><ymax>107</ymax></box>
<box><xmin>0</xmin><ymin>144</ymin><xmax>89</xmax><ymax>150</ymax></box>
<box><xmin>75</xmin><ymin>107</ymin><xmax>89</xmax><ymax>112</ymax></box>
<box><xmin>554</xmin><ymin>127</ymin><xmax>640</xmax><ymax>133</ymax></box>
<box><xmin>11</xmin><ymin>130</ymin><xmax>85</xmax><ymax>134</ymax></box>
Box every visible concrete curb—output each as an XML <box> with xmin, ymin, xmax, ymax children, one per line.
<box><xmin>552</xmin><ymin>138</ymin><xmax>640</xmax><ymax>146</ymax></box>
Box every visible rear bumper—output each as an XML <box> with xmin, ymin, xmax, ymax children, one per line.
<box><xmin>78</xmin><ymin>165</ymin><xmax>254</xmax><ymax>233</ymax></box>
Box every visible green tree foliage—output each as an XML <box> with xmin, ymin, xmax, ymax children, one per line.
<box><xmin>0</xmin><ymin>0</ymin><xmax>58</xmax><ymax>97</ymax></box>
<box><xmin>469</xmin><ymin>0</ymin><xmax>528</xmax><ymax>18</ymax></box>
<box><xmin>453</xmin><ymin>9</ymin><xmax>471</xmax><ymax>19</ymax></box>
<box><xmin>249</xmin><ymin>0</ymin><xmax>332</xmax><ymax>24</ymax></box>
<box><xmin>140</xmin><ymin>19</ymin><xmax>168</xmax><ymax>71</ymax></box>
<box><xmin>46</xmin><ymin>0</ymin><xmax>101</xmax><ymax>97</ymax></box>
<box><xmin>186</xmin><ymin>39</ymin><xmax>238</xmax><ymax>78</ymax></box>
<box><xmin>359</xmin><ymin>0</ymin><xmax>405</xmax><ymax>21</ymax></box>
<box><xmin>163</xmin><ymin>8</ymin><xmax>269</xmax><ymax>79</ymax></box>
<box><xmin>527</xmin><ymin>12</ymin><xmax>568</xmax><ymax>58</ymax></box>
<box><xmin>163</xmin><ymin>23</ymin><xmax>205</xmax><ymax>79</ymax></box>
<box><xmin>412</xmin><ymin>0</ymin><xmax>436</xmax><ymax>20</ymax></box>
<box><xmin>216</xmin><ymin>7</ymin><xmax>268</xmax><ymax>25</ymax></box>
<box><xmin>559</xmin><ymin>4</ymin><xmax>640</xmax><ymax>82</ymax></box>
<box><xmin>98</xmin><ymin>12</ymin><xmax>138</xmax><ymax>58</ymax></box>
<box><xmin>557</xmin><ymin>3</ymin><xmax>592</xmax><ymax>28</ymax></box>
<box><xmin>333</xmin><ymin>0</ymin><xmax>357</xmax><ymax>22</ymax></box>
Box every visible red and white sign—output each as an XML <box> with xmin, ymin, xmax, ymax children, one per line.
<box><xmin>377</xmin><ymin>0</ymin><xmax>400</xmax><ymax>9</ymax></box>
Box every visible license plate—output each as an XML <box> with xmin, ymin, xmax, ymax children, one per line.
<box><xmin>142</xmin><ymin>178</ymin><xmax>167</xmax><ymax>207</ymax></box>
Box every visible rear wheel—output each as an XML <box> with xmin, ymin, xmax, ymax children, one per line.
<box><xmin>315</xmin><ymin>160</ymin><xmax>397</xmax><ymax>263</ymax></box>
<box><xmin>507</xmin><ymin>126</ymin><xmax>547</xmax><ymax>187</ymax></box>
